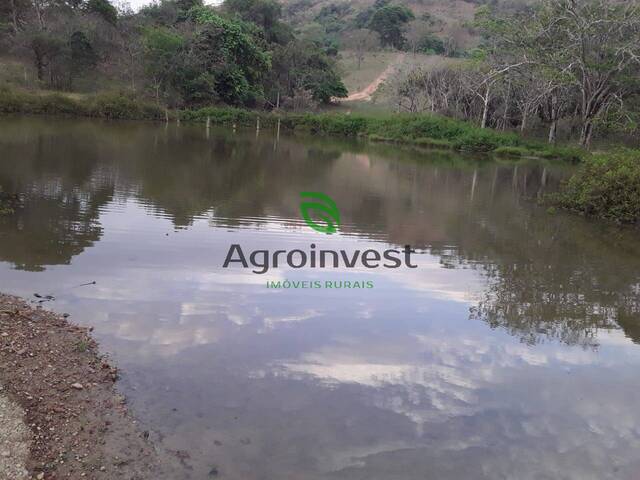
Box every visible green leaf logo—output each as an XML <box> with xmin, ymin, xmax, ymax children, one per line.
<box><xmin>299</xmin><ymin>192</ymin><xmax>341</xmax><ymax>234</ymax></box>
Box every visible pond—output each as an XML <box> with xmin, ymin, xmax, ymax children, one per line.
<box><xmin>1</xmin><ymin>116</ymin><xmax>640</xmax><ymax>479</ymax></box>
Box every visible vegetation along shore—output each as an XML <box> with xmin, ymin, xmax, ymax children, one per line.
<box><xmin>0</xmin><ymin>87</ymin><xmax>585</xmax><ymax>160</ymax></box>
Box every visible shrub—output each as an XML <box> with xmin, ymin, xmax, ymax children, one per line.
<box><xmin>88</xmin><ymin>93</ymin><xmax>164</xmax><ymax>120</ymax></box>
<box><xmin>368</xmin><ymin>134</ymin><xmax>395</xmax><ymax>143</ymax></box>
<box><xmin>548</xmin><ymin>149</ymin><xmax>640</xmax><ymax>224</ymax></box>
<box><xmin>494</xmin><ymin>146</ymin><xmax>533</xmax><ymax>157</ymax></box>
<box><xmin>538</xmin><ymin>146</ymin><xmax>585</xmax><ymax>163</ymax></box>
<box><xmin>414</xmin><ymin>137</ymin><xmax>454</xmax><ymax>149</ymax></box>
<box><xmin>0</xmin><ymin>87</ymin><xmax>164</xmax><ymax>120</ymax></box>
<box><xmin>453</xmin><ymin>129</ymin><xmax>519</xmax><ymax>152</ymax></box>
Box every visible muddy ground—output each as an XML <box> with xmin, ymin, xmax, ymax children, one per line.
<box><xmin>0</xmin><ymin>294</ymin><xmax>180</xmax><ymax>480</ymax></box>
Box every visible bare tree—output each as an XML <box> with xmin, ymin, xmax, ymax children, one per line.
<box><xmin>342</xmin><ymin>29</ymin><xmax>379</xmax><ymax>70</ymax></box>
<box><xmin>404</xmin><ymin>20</ymin><xmax>430</xmax><ymax>57</ymax></box>
<box><xmin>503</xmin><ymin>0</ymin><xmax>640</xmax><ymax>146</ymax></box>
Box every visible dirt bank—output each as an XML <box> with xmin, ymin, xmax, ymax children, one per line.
<box><xmin>0</xmin><ymin>294</ymin><xmax>175</xmax><ymax>480</ymax></box>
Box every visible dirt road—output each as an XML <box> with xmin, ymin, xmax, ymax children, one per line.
<box><xmin>340</xmin><ymin>53</ymin><xmax>406</xmax><ymax>102</ymax></box>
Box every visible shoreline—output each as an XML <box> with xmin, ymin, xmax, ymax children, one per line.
<box><xmin>0</xmin><ymin>88</ymin><xmax>585</xmax><ymax>162</ymax></box>
<box><xmin>0</xmin><ymin>294</ymin><xmax>174</xmax><ymax>480</ymax></box>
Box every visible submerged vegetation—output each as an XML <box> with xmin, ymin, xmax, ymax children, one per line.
<box><xmin>549</xmin><ymin>150</ymin><xmax>640</xmax><ymax>225</ymax></box>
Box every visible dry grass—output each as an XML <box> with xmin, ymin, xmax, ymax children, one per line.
<box><xmin>338</xmin><ymin>50</ymin><xmax>401</xmax><ymax>94</ymax></box>
<box><xmin>411</xmin><ymin>0</ymin><xmax>479</xmax><ymax>49</ymax></box>
<box><xmin>339</xmin><ymin>50</ymin><xmax>458</xmax><ymax>99</ymax></box>
<box><xmin>0</xmin><ymin>57</ymin><xmax>38</xmax><ymax>90</ymax></box>
<box><xmin>373</xmin><ymin>53</ymin><xmax>460</xmax><ymax>106</ymax></box>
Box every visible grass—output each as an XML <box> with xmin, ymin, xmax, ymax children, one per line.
<box><xmin>0</xmin><ymin>87</ymin><xmax>166</xmax><ymax>120</ymax></box>
<box><xmin>75</xmin><ymin>340</ymin><xmax>90</xmax><ymax>353</ymax></box>
<box><xmin>181</xmin><ymin>108</ymin><xmax>585</xmax><ymax>160</ymax></box>
<box><xmin>547</xmin><ymin>149</ymin><xmax>640</xmax><ymax>224</ymax></box>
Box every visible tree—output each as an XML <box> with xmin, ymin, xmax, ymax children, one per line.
<box><xmin>342</xmin><ymin>29</ymin><xmax>379</xmax><ymax>69</ymax></box>
<box><xmin>367</xmin><ymin>4</ymin><xmax>414</xmax><ymax>49</ymax></box>
<box><xmin>0</xmin><ymin>0</ymin><xmax>347</xmax><ymax>110</ymax></box>
<box><xmin>405</xmin><ymin>19</ymin><xmax>435</xmax><ymax>56</ymax></box>
<box><xmin>85</xmin><ymin>0</ymin><xmax>118</xmax><ymax>25</ymax></box>
<box><xmin>142</xmin><ymin>27</ymin><xmax>184</xmax><ymax>102</ymax></box>
<box><xmin>486</xmin><ymin>0</ymin><xmax>640</xmax><ymax>147</ymax></box>
<box><xmin>267</xmin><ymin>39</ymin><xmax>346</xmax><ymax>105</ymax></box>
<box><xmin>0</xmin><ymin>0</ymin><xmax>29</xmax><ymax>35</ymax></box>
<box><xmin>69</xmin><ymin>31</ymin><xmax>98</xmax><ymax>82</ymax></box>
<box><xmin>539</xmin><ymin>0</ymin><xmax>640</xmax><ymax>147</ymax></box>
<box><xmin>353</xmin><ymin>0</ymin><xmax>389</xmax><ymax>29</ymax></box>
<box><xmin>182</xmin><ymin>8</ymin><xmax>271</xmax><ymax>106</ymax></box>
<box><xmin>114</xmin><ymin>14</ymin><xmax>144</xmax><ymax>91</ymax></box>
<box><xmin>224</xmin><ymin>0</ymin><xmax>287</xmax><ymax>43</ymax></box>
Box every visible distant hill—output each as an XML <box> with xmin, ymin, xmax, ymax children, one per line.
<box><xmin>281</xmin><ymin>0</ymin><xmax>534</xmax><ymax>51</ymax></box>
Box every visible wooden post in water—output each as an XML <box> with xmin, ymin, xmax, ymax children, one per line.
<box><xmin>165</xmin><ymin>109</ymin><xmax>169</xmax><ymax>123</ymax></box>
<box><xmin>232</xmin><ymin>122</ymin><xmax>237</xmax><ymax>133</ymax></box>
<box><xmin>206</xmin><ymin>116</ymin><xmax>211</xmax><ymax>139</ymax></box>
<box><xmin>256</xmin><ymin>117</ymin><xmax>260</xmax><ymax>137</ymax></box>
<box><xmin>177</xmin><ymin>115</ymin><xmax>181</xmax><ymax>127</ymax></box>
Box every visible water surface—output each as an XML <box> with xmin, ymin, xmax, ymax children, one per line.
<box><xmin>1</xmin><ymin>117</ymin><xmax>640</xmax><ymax>479</ymax></box>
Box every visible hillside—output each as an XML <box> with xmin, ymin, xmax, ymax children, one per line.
<box><xmin>280</xmin><ymin>0</ymin><xmax>485</xmax><ymax>105</ymax></box>
<box><xmin>283</xmin><ymin>0</ymin><xmax>481</xmax><ymax>51</ymax></box>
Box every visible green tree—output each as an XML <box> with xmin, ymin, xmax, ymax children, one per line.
<box><xmin>69</xmin><ymin>31</ymin><xmax>98</xmax><ymax>82</ymax></box>
<box><xmin>367</xmin><ymin>4</ymin><xmax>414</xmax><ymax>49</ymax></box>
<box><xmin>142</xmin><ymin>27</ymin><xmax>184</xmax><ymax>102</ymax></box>
<box><xmin>268</xmin><ymin>39</ymin><xmax>346</xmax><ymax>105</ymax></box>
<box><xmin>85</xmin><ymin>0</ymin><xmax>118</xmax><ymax>25</ymax></box>
<box><xmin>224</xmin><ymin>0</ymin><xmax>279</xmax><ymax>34</ymax></box>
<box><xmin>183</xmin><ymin>8</ymin><xmax>271</xmax><ymax>106</ymax></box>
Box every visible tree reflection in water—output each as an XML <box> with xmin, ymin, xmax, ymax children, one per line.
<box><xmin>0</xmin><ymin>116</ymin><xmax>638</xmax><ymax>347</ymax></box>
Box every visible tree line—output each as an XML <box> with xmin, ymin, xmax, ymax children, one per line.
<box><xmin>0</xmin><ymin>0</ymin><xmax>348</xmax><ymax>108</ymax></box>
<box><xmin>393</xmin><ymin>0</ymin><xmax>640</xmax><ymax>147</ymax></box>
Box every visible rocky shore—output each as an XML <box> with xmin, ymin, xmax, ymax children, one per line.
<box><xmin>0</xmin><ymin>294</ymin><xmax>170</xmax><ymax>480</ymax></box>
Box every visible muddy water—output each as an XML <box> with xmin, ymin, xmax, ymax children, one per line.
<box><xmin>1</xmin><ymin>116</ymin><xmax>640</xmax><ymax>479</ymax></box>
